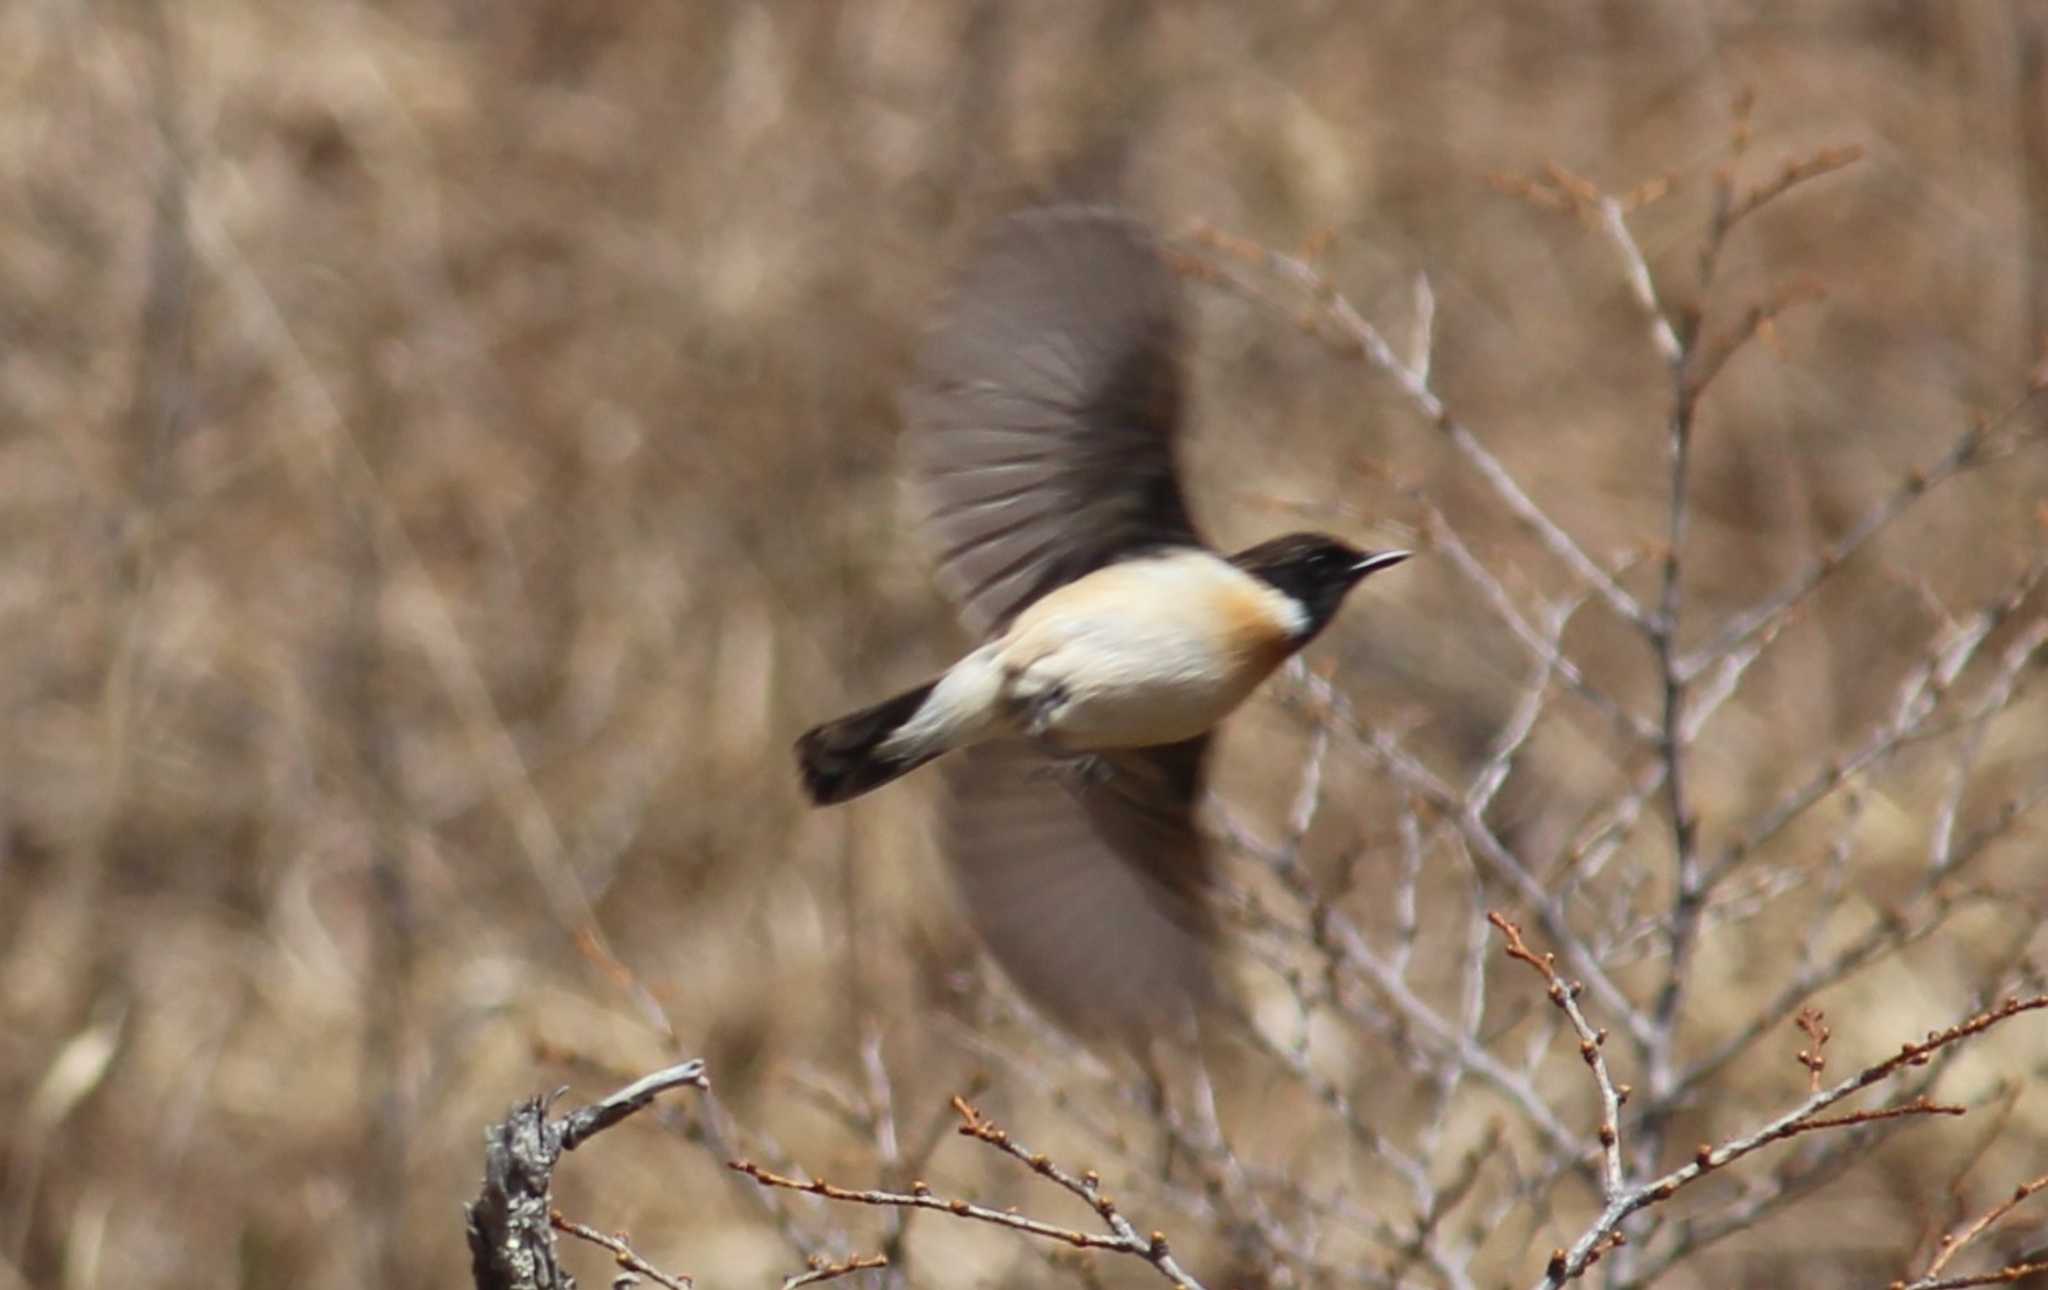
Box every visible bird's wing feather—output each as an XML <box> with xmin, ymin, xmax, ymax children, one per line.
<box><xmin>905</xmin><ymin>207</ymin><xmax>1199</xmax><ymax>637</ymax></box>
<box><xmin>937</xmin><ymin>738</ymin><xmax>1214</xmax><ymax>1037</ymax></box>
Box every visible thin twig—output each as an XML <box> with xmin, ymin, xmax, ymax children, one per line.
<box><xmin>1720</xmin><ymin>145</ymin><xmax>1866</xmax><ymax>236</ymax></box>
<box><xmin>551</xmin><ymin>1214</ymin><xmax>695</xmax><ymax>1290</ymax></box>
<box><xmin>1676</xmin><ymin>393</ymin><xmax>2044</xmax><ymax>682</ymax></box>
<box><xmin>1226</xmin><ymin>804</ymin><xmax>1587</xmax><ymax>1161</ymax></box>
<box><xmin>732</xmin><ymin>1098</ymin><xmax>1210</xmax><ymax>1290</ymax></box>
<box><xmin>782</xmin><ymin>1253</ymin><xmax>890</xmax><ymax>1290</ymax></box>
<box><xmin>1489</xmin><ymin>915</ymin><xmax>1630</xmax><ymax>1202</ymax></box>
<box><xmin>1921</xmin><ymin>1173</ymin><xmax>2048</xmax><ymax>1280</ymax></box>
<box><xmin>1617</xmin><ymin>1053</ymin><xmax>1965</xmax><ymax>1287</ymax></box>
<box><xmin>1280</xmin><ymin>667</ymin><xmax>1651</xmax><ymax>1048</ymax></box>
<box><xmin>1590</xmin><ymin>171</ymin><xmax>1707</xmax><ymax>1144</ymax></box>
<box><xmin>1421</xmin><ymin>500</ymin><xmax>1653</xmax><ymax>746</ymax></box>
<box><xmin>1720</xmin><ymin>552</ymin><xmax>2047</xmax><ymax>870</ymax></box>
<box><xmin>1527</xmin><ymin>997</ymin><xmax>2048</xmax><ymax>1288</ymax></box>
<box><xmin>1190</xmin><ymin>224</ymin><xmax>1652</xmax><ymax>629</ymax></box>
<box><xmin>559</xmin><ymin>1060</ymin><xmax>711</xmax><ymax>1151</ymax></box>
<box><xmin>1892</xmin><ymin>1262</ymin><xmax>2048</xmax><ymax>1290</ymax></box>
<box><xmin>1595</xmin><ymin>195</ymin><xmax>1682</xmax><ymax>366</ymax></box>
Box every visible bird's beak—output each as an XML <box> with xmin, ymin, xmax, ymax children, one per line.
<box><xmin>1351</xmin><ymin>549</ymin><xmax>1412</xmax><ymax>578</ymax></box>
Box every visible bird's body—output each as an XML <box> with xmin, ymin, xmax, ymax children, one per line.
<box><xmin>994</xmin><ymin>549</ymin><xmax>1308</xmax><ymax>748</ymax></box>
<box><xmin>811</xmin><ymin>548</ymin><xmax>1304</xmax><ymax>804</ymax></box>
<box><xmin>795</xmin><ymin>205</ymin><xmax>1407</xmax><ymax>1036</ymax></box>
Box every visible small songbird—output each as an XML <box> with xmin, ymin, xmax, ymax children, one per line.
<box><xmin>796</xmin><ymin>206</ymin><xmax>1408</xmax><ymax>1035</ymax></box>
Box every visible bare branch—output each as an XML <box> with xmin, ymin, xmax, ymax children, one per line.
<box><xmin>1892</xmin><ymin>1262</ymin><xmax>2048</xmax><ymax>1290</ymax></box>
<box><xmin>1677</xmin><ymin>393</ymin><xmax>2045</xmax><ymax>683</ymax></box>
<box><xmin>732</xmin><ymin>1097</ymin><xmax>1211</xmax><ymax>1290</ymax></box>
<box><xmin>782</xmin><ymin>1254</ymin><xmax>890</xmax><ymax>1290</ymax></box>
<box><xmin>1683</xmin><ymin>275</ymin><xmax>1826</xmax><ymax>402</ymax></box>
<box><xmin>1529</xmin><ymin>998</ymin><xmax>2048</xmax><ymax>1288</ymax></box>
<box><xmin>559</xmin><ymin>1061</ymin><xmax>712</xmax><ymax>1152</ymax></box>
<box><xmin>1720</xmin><ymin>146</ymin><xmax>1867</xmax><ymax>238</ymax></box>
<box><xmin>1721</xmin><ymin>551</ymin><xmax>2048</xmax><ymax>870</ymax></box>
<box><xmin>551</xmin><ymin>1215</ymin><xmax>696</xmax><ymax>1290</ymax></box>
<box><xmin>1279</xmin><ymin>666</ymin><xmax>1652</xmax><ymax>1049</ymax></box>
<box><xmin>1595</xmin><ymin>196</ymin><xmax>1683</xmax><ymax>367</ymax></box>
<box><xmin>1918</xmin><ymin>1172</ymin><xmax>2048</xmax><ymax>1282</ymax></box>
<box><xmin>1421</xmin><ymin>500</ymin><xmax>1656</xmax><ymax>746</ymax></box>
<box><xmin>1226</xmin><ymin>770</ymin><xmax>1601</xmax><ymax>1165</ymax></box>
<box><xmin>1189</xmin><ymin>224</ymin><xmax>1653</xmax><ymax>629</ymax></box>
<box><xmin>1619</xmin><ymin>1054</ymin><xmax>1966</xmax><ymax>1285</ymax></box>
<box><xmin>468</xmin><ymin>1061</ymin><xmax>709</xmax><ymax>1290</ymax></box>
<box><xmin>1795</xmin><ymin>1008</ymin><xmax>1831</xmax><ymax>1094</ymax></box>
<box><xmin>1489</xmin><ymin>915</ymin><xmax>1630</xmax><ymax>1202</ymax></box>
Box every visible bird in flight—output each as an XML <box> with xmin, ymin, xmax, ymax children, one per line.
<box><xmin>796</xmin><ymin>206</ymin><xmax>1408</xmax><ymax>1037</ymax></box>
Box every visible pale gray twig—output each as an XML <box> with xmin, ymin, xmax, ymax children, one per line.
<box><xmin>1675</xmin><ymin>395</ymin><xmax>2044</xmax><ymax>684</ymax></box>
<box><xmin>1191</xmin><ymin>227</ymin><xmax>1652</xmax><ymax>629</ymax></box>
<box><xmin>781</xmin><ymin>1254</ymin><xmax>889</xmax><ymax>1290</ymax></box>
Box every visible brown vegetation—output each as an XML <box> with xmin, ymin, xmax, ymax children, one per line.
<box><xmin>4</xmin><ymin>5</ymin><xmax>2046</xmax><ymax>1289</ymax></box>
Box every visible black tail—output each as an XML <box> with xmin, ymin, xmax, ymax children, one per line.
<box><xmin>796</xmin><ymin>680</ymin><xmax>942</xmax><ymax>805</ymax></box>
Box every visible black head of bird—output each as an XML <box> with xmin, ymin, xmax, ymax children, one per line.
<box><xmin>1230</xmin><ymin>534</ymin><xmax>1411</xmax><ymax>645</ymax></box>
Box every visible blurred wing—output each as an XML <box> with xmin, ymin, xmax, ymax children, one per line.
<box><xmin>905</xmin><ymin>207</ymin><xmax>1198</xmax><ymax>636</ymax></box>
<box><xmin>937</xmin><ymin>738</ymin><xmax>1216</xmax><ymax>1037</ymax></box>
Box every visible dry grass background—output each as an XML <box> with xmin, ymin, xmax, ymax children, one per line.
<box><xmin>4</xmin><ymin>3</ymin><xmax>2048</xmax><ymax>1288</ymax></box>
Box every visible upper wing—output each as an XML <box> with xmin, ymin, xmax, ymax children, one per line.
<box><xmin>936</xmin><ymin>738</ymin><xmax>1215</xmax><ymax>1039</ymax></box>
<box><xmin>904</xmin><ymin>207</ymin><xmax>1199</xmax><ymax>637</ymax></box>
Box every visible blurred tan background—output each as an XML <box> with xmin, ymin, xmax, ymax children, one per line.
<box><xmin>4</xmin><ymin>3</ymin><xmax>2046</xmax><ymax>1288</ymax></box>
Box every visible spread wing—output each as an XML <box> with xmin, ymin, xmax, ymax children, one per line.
<box><xmin>905</xmin><ymin>206</ymin><xmax>1199</xmax><ymax>637</ymax></box>
<box><xmin>937</xmin><ymin>739</ymin><xmax>1215</xmax><ymax>1038</ymax></box>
